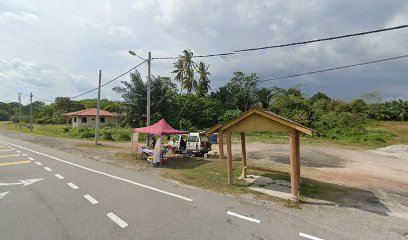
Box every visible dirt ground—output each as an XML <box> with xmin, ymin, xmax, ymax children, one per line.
<box><xmin>211</xmin><ymin>142</ymin><xmax>408</xmax><ymax>219</ymax></box>
<box><xmin>1</xmin><ymin>129</ymin><xmax>407</xmax><ymax>219</ymax></box>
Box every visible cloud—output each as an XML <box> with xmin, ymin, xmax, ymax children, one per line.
<box><xmin>1</xmin><ymin>0</ymin><xmax>408</xmax><ymax>103</ymax></box>
<box><xmin>0</xmin><ymin>11</ymin><xmax>38</xmax><ymax>24</ymax></box>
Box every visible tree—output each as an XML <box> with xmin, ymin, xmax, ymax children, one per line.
<box><xmin>196</xmin><ymin>61</ymin><xmax>211</xmax><ymax>97</ymax></box>
<box><xmin>54</xmin><ymin>97</ymin><xmax>84</xmax><ymax>113</ymax></box>
<box><xmin>256</xmin><ymin>87</ymin><xmax>272</xmax><ymax>108</ymax></box>
<box><xmin>180</xmin><ymin>49</ymin><xmax>197</xmax><ymax>93</ymax></box>
<box><xmin>172</xmin><ymin>58</ymin><xmax>184</xmax><ymax>93</ymax></box>
<box><xmin>226</xmin><ymin>72</ymin><xmax>259</xmax><ymax>111</ymax></box>
<box><xmin>113</xmin><ymin>70</ymin><xmax>147</xmax><ymax>127</ymax></box>
<box><xmin>171</xmin><ymin>50</ymin><xmax>211</xmax><ymax>95</ymax></box>
<box><xmin>310</xmin><ymin>91</ymin><xmax>331</xmax><ymax>104</ymax></box>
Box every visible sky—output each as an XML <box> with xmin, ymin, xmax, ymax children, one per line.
<box><xmin>0</xmin><ymin>0</ymin><xmax>407</xmax><ymax>105</ymax></box>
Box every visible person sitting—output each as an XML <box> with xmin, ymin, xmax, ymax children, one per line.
<box><xmin>150</xmin><ymin>136</ymin><xmax>157</xmax><ymax>149</ymax></box>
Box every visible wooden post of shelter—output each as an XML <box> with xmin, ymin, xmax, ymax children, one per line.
<box><xmin>295</xmin><ymin>131</ymin><xmax>301</xmax><ymax>187</ymax></box>
<box><xmin>240</xmin><ymin>132</ymin><xmax>247</xmax><ymax>178</ymax></box>
<box><xmin>226</xmin><ymin>131</ymin><xmax>233</xmax><ymax>185</ymax></box>
<box><xmin>218</xmin><ymin>132</ymin><xmax>225</xmax><ymax>160</ymax></box>
<box><xmin>289</xmin><ymin>130</ymin><xmax>299</xmax><ymax>202</ymax></box>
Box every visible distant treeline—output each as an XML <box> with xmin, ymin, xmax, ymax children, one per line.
<box><xmin>1</xmin><ymin>71</ymin><xmax>407</xmax><ymax>143</ymax></box>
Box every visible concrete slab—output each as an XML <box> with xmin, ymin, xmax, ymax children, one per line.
<box><xmin>244</xmin><ymin>175</ymin><xmax>292</xmax><ymax>200</ymax></box>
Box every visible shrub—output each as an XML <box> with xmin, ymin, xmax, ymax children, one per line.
<box><xmin>63</xmin><ymin>126</ymin><xmax>71</xmax><ymax>133</ymax></box>
<box><xmin>112</xmin><ymin>129</ymin><xmax>131</xmax><ymax>141</ymax></box>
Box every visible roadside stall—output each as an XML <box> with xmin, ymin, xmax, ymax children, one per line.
<box><xmin>132</xmin><ymin>119</ymin><xmax>188</xmax><ymax>165</ymax></box>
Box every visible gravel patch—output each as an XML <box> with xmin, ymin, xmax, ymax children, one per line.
<box><xmin>370</xmin><ymin>145</ymin><xmax>408</xmax><ymax>159</ymax></box>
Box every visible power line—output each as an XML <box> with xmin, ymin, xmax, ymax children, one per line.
<box><xmin>70</xmin><ymin>60</ymin><xmax>147</xmax><ymax>99</ymax></box>
<box><xmin>153</xmin><ymin>24</ymin><xmax>408</xmax><ymax>60</ymax></box>
<box><xmin>209</xmin><ymin>53</ymin><xmax>408</xmax><ymax>91</ymax></box>
<box><xmin>257</xmin><ymin>54</ymin><xmax>408</xmax><ymax>83</ymax></box>
<box><xmin>235</xmin><ymin>24</ymin><xmax>408</xmax><ymax>52</ymax></box>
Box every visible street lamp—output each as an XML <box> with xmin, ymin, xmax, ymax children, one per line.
<box><xmin>129</xmin><ymin>50</ymin><xmax>151</xmax><ymax>146</ymax></box>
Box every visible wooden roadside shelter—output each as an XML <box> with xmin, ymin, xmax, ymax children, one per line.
<box><xmin>205</xmin><ymin>107</ymin><xmax>319</xmax><ymax>202</ymax></box>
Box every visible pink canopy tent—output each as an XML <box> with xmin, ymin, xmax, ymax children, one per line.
<box><xmin>133</xmin><ymin>119</ymin><xmax>188</xmax><ymax>136</ymax></box>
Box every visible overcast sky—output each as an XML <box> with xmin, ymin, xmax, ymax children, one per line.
<box><xmin>1</xmin><ymin>0</ymin><xmax>407</xmax><ymax>104</ymax></box>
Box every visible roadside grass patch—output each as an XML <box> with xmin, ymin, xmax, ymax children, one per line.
<box><xmin>161</xmin><ymin>159</ymin><xmax>253</xmax><ymax>195</ymax></box>
<box><xmin>114</xmin><ymin>152</ymin><xmax>144</xmax><ymax>162</ymax></box>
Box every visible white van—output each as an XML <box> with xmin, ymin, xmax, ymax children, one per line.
<box><xmin>169</xmin><ymin>132</ymin><xmax>212</xmax><ymax>155</ymax></box>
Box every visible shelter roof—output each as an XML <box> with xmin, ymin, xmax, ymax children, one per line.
<box><xmin>205</xmin><ymin>107</ymin><xmax>319</xmax><ymax>136</ymax></box>
<box><xmin>63</xmin><ymin>108</ymin><xmax>120</xmax><ymax>117</ymax></box>
<box><xmin>133</xmin><ymin>119</ymin><xmax>188</xmax><ymax>136</ymax></box>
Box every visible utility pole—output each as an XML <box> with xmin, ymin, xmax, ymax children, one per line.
<box><xmin>29</xmin><ymin>92</ymin><xmax>33</xmax><ymax>131</ymax></box>
<box><xmin>18</xmin><ymin>93</ymin><xmax>22</xmax><ymax>129</ymax></box>
<box><xmin>146</xmin><ymin>51</ymin><xmax>151</xmax><ymax>146</ymax></box>
<box><xmin>128</xmin><ymin>50</ymin><xmax>151</xmax><ymax>147</ymax></box>
<box><xmin>95</xmin><ymin>70</ymin><xmax>102</xmax><ymax>145</ymax></box>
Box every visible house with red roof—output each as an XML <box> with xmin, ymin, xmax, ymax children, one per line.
<box><xmin>63</xmin><ymin>108</ymin><xmax>120</xmax><ymax>128</ymax></box>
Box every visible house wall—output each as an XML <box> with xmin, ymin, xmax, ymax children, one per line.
<box><xmin>71</xmin><ymin>116</ymin><xmax>119</xmax><ymax>128</ymax></box>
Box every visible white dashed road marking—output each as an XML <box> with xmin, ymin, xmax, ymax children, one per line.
<box><xmin>227</xmin><ymin>211</ymin><xmax>260</xmax><ymax>223</ymax></box>
<box><xmin>28</xmin><ymin>157</ymin><xmax>35</xmax><ymax>160</ymax></box>
<box><xmin>35</xmin><ymin>162</ymin><xmax>42</xmax><ymax>166</ymax></box>
<box><xmin>67</xmin><ymin>182</ymin><xmax>79</xmax><ymax>189</ymax></box>
<box><xmin>55</xmin><ymin>174</ymin><xmax>64</xmax><ymax>179</ymax></box>
<box><xmin>84</xmin><ymin>194</ymin><xmax>98</xmax><ymax>204</ymax></box>
<box><xmin>22</xmin><ymin>153</ymin><xmax>28</xmax><ymax>156</ymax></box>
<box><xmin>5</xmin><ymin>142</ymin><xmax>193</xmax><ymax>202</ymax></box>
<box><xmin>44</xmin><ymin>167</ymin><xmax>52</xmax><ymax>171</ymax></box>
<box><xmin>299</xmin><ymin>232</ymin><xmax>325</xmax><ymax>240</ymax></box>
<box><xmin>16</xmin><ymin>151</ymin><xmax>21</xmax><ymax>153</ymax></box>
<box><xmin>107</xmin><ymin>212</ymin><xmax>128</xmax><ymax>228</ymax></box>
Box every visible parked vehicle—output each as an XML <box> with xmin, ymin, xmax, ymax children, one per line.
<box><xmin>169</xmin><ymin>132</ymin><xmax>212</xmax><ymax>155</ymax></box>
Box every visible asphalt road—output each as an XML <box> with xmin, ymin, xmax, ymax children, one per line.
<box><xmin>0</xmin><ymin>133</ymin><xmax>406</xmax><ymax>240</ymax></box>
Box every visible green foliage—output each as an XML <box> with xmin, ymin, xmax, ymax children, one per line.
<box><xmin>226</xmin><ymin>72</ymin><xmax>259</xmax><ymax>111</ymax></box>
<box><xmin>218</xmin><ymin>109</ymin><xmax>242</xmax><ymax>123</ymax></box>
<box><xmin>63</xmin><ymin>126</ymin><xmax>71</xmax><ymax>133</ymax></box>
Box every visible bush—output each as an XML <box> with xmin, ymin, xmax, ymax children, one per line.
<box><xmin>63</xmin><ymin>126</ymin><xmax>71</xmax><ymax>133</ymax></box>
<box><xmin>112</xmin><ymin>129</ymin><xmax>131</xmax><ymax>141</ymax></box>
<box><xmin>69</xmin><ymin>127</ymin><xmax>95</xmax><ymax>138</ymax></box>
<box><xmin>100</xmin><ymin>130</ymin><xmax>114</xmax><ymax>140</ymax></box>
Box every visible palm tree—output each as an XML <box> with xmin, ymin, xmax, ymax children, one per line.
<box><xmin>256</xmin><ymin>87</ymin><xmax>272</xmax><ymax>108</ymax></box>
<box><xmin>180</xmin><ymin>49</ymin><xmax>197</xmax><ymax>93</ymax></box>
<box><xmin>171</xmin><ymin>59</ymin><xmax>184</xmax><ymax>93</ymax></box>
<box><xmin>196</xmin><ymin>61</ymin><xmax>211</xmax><ymax>96</ymax></box>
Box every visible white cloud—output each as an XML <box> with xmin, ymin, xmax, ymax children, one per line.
<box><xmin>1</xmin><ymin>0</ymin><xmax>408</xmax><ymax>103</ymax></box>
<box><xmin>0</xmin><ymin>11</ymin><xmax>38</xmax><ymax>24</ymax></box>
<box><xmin>108</xmin><ymin>25</ymin><xmax>133</xmax><ymax>37</ymax></box>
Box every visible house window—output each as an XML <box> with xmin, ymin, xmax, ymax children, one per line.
<box><xmin>81</xmin><ymin>117</ymin><xmax>87</xmax><ymax>123</ymax></box>
<box><xmin>100</xmin><ymin>117</ymin><xmax>105</xmax><ymax>123</ymax></box>
<box><xmin>73</xmin><ymin>117</ymin><xmax>77</xmax><ymax>123</ymax></box>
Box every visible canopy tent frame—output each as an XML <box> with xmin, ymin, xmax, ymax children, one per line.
<box><xmin>132</xmin><ymin>119</ymin><xmax>188</xmax><ymax>151</ymax></box>
<box><xmin>205</xmin><ymin>107</ymin><xmax>318</xmax><ymax>202</ymax></box>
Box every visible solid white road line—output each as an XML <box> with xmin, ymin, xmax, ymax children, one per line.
<box><xmin>299</xmin><ymin>232</ymin><xmax>325</xmax><ymax>240</ymax></box>
<box><xmin>22</xmin><ymin>153</ymin><xmax>27</xmax><ymax>156</ymax></box>
<box><xmin>67</xmin><ymin>182</ymin><xmax>79</xmax><ymax>189</ymax></box>
<box><xmin>28</xmin><ymin>157</ymin><xmax>35</xmax><ymax>160</ymax></box>
<box><xmin>44</xmin><ymin>167</ymin><xmax>52</xmax><ymax>171</ymax></box>
<box><xmin>5</xmin><ymin>142</ymin><xmax>193</xmax><ymax>202</ymax></box>
<box><xmin>55</xmin><ymin>174</ymin><xmax>64</xmax><ymax>179</ymax></box>
<box><xmin>84</xmin><ymin>194</ymin><xmax>98</xmax><ymax>204</ymax></box>
<box><xmin>107</xmin><ymin>212</ymin><xmax>128</xmax><ymax>228</ymax></box>
<box><xmin>226</xmin><ymin>211</ymin><xmax>260</xmax><ymax>223</ymax></box>
<box><xmin>35</xmin><ymin>162</ymin><xmax>42</xmax><ymax>166</ymax></box>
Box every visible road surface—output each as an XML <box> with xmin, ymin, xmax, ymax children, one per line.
<box><xmin>0</xmin><ymin>134</ymin><xmax>406</xmax><ymax>239</ymax></box>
